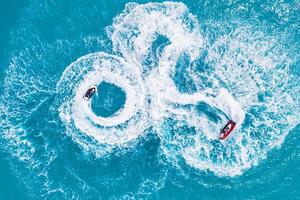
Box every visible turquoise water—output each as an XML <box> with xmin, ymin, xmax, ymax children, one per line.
<box><xmin>0</xmin><ymin>0</ymin><xmax>299</xmax><ymax>199</ymax></box>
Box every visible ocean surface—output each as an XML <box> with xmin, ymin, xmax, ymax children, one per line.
<box><xmin>0</xmin><ymin>0</ymin><xmax>299</xmax><ymax>199</ymax></box>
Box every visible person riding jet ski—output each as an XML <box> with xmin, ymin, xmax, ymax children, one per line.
<box><xmin>83</xmin><ymin>86</ymin><xmax>97</xmax><ymax>100</ymax></box>
<box><xmin>220</xmin><ymin>120</ymin><xmax>236</xmax><ymax>140</ymax></box>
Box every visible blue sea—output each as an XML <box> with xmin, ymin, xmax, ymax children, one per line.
<box><xmin>0</xmin><ymin>0</ymin><xmax>299</xmax><ymax>199</ymax></box>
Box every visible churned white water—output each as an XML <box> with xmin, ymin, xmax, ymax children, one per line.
<box><xmin>54</xmin><ymin>2</ymin><xmax>299</xmax><ymax>176</ymax></box>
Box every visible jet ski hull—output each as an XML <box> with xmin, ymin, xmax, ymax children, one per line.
<box><xmin>83</xmin><ymin>86</ymin><xmax>97</xmax><ymax>100</ymax></box>
<box><xmin>220</xmin><ymin>120</ymin><xmax>236</xmax><ymax>140</ymax></box>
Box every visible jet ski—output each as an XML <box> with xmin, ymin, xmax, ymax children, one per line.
<box><xmin>220</xmin><ymin>120</ymin><xmax>236</xmax><ymax>140</ymax></box>
<box><xmin>83</xmin><ymin>86</ymin><xmax>97</xmax><ymax>100</ymax></box>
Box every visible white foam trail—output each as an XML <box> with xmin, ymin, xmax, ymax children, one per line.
<box><xmin>110</xmin><ymin>2</ymin><xmax>202</xmax><ymax>70</ymax></box>
<box><xmin>57</xmin><ymin>52</ymin><xmax>148</xmax><ymax>145</ymax></box>
<box><xmin>110</xmin><ymin>2</ymin><xmax>245</xmax><ymax>127</ymax></box>
<box><xmin>57</xmin><ymin>1</ymin><xmax>246</xmax><ymax>171</ymax></box>
<box><xmin>55</xmin><ymin>2</ymin><xmax>299</xmax><ymax>177</ymax></box>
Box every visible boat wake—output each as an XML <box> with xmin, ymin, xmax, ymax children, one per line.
<box><xmin>54</xmin><ymin>2</ymin><xmax>299</xmax><ymax>176</ymax></box>
<box><xmin>1</xmin><ymin>2</ymin><xmax>299</xmax><ymax>180</ymax></box>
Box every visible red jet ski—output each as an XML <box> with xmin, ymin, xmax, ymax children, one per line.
<box><xmin>220</xmin><ymin>120</ymin><xmax>236</xmax><ymax>140</ymax></box>
<box><xmin>83</xmin><ymin>86</ymin><xmax>97</xmax><ymax>100</ymax></box>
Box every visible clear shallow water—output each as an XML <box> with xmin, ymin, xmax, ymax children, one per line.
<box><xmin>0</xmin><ymin>0</ymin><xmax>299</xmax><ymax>199</ymax></box>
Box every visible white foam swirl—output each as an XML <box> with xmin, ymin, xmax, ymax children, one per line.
<box><xmin>56</xmin><ymin>2</ymin><xmax>299</xmax><ymax>176</ymax></box>
<box><xmin>57</xmin><ymin>53</ymin><xmax>148</xmax><ymax>145</ymax></box>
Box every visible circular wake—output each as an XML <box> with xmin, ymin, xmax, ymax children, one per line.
<box><xmin>57</xmin><ymin>53</ymin><xmax>148</xmax><ymax>148</ymax></box>
<box><xmin>55</xmin><ymin>2</ymin><xmax>300</xmax><ymax>176</ymax></box>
